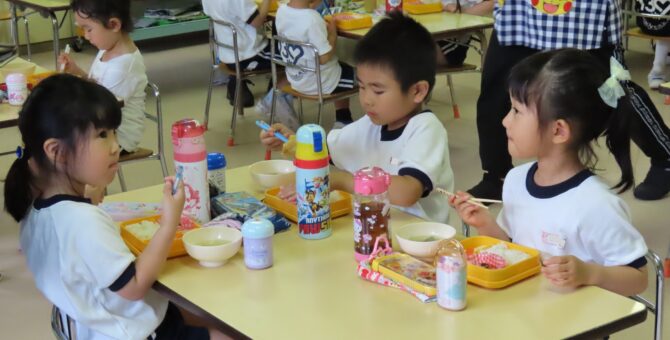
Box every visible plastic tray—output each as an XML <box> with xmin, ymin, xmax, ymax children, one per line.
<box><xmin>371</xmin><ymin>253</ymin><xmax>437</xmax><ymax>296</ymax></box>
<box><xmin>120</xmin><ymin>215</ymin><xmax>200</xmax><ymax>258</ymax></box>
<box><xmin>263</xmin><ymin>187</ymin><xmax>352</xmax><ymax>222</ymax></box>
<box><xmin>404</xmin><ymin>2</ymin><xmax>443</xmax><ymax>14</ymax></box>
<box><xmin>461</xmin><ymin>236</ymin><xmax>541</xmax><ymax>289</ymax></box>
<box><xmin>325</xmin><ymin>12</ymin><xmax>373</xmax><ymax>31</ymax></box>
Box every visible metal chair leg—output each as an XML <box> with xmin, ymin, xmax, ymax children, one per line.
<box><xmin>117</xmin><ymin>167</ymin><xmax>127</xmax><ymax>192</ymax></box>
<box><xmin>317</xmin><ymin>102</ymin><xmax>323</xmax><ymax>126</ymax></box>
<box><xmin>447</xmin><ymin>75</ymin><xmax>459</xmax><ymax>118</ymax></box>
<box><xmin>461</xmin><ymin>221</ymin><xmax>470</xmax><ymax>237</ymax></box>
<box><xmin>22</xmin><ymin>16</ymin><xmax>31</xmax><ymax>61</ymax></box>
<box><xmin>228</xmin><ymin>77</ymin><xmax>242</xmax><ymax>147</ymax></box>
<box><xmin>298</xmin><ymin>98</ymin><xmax>304</xmax><ymax>124</ymax></box>
<box><xmin>203</xmin><ymin>66</ymin><xmax>216</xmax><ymax>130</ymax></box>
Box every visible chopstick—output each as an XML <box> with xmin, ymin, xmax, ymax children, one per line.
<box><xmin>59</xmin><ymin>44</ymin><xmax>70</xmax><ymax>73</ymax></box>
<box><xmin>435</xmin><ymin>188</ymin><xmax>502</xmax><ymax>209</ymax></box>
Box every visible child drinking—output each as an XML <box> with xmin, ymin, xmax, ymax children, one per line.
<box><xmin>58</xmin><ymin>0</ymin><xmax>147</xmax><ymax>154</ymax></box>
<box><xmin>4</xmin><ymin>75</ymin><xmax>226</xmax><ymax>339</ymax></box>
<box><xmin>262</xmin><ymin>13</ymin><xmax>455</xmax><ymax>223</ymax></box>
<box><xmin>451</xmin><ymin>49</ymin><xmax>648</xmax><ymax>296</ymax></box>
<box><xmin>275</xmin><ymin>0</ymin><xmax>355</xmax><ymax>128</ymax></box>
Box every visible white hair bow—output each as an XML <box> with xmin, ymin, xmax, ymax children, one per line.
<box><xmin>597</xmin><ymin>57</ymin><xmax>631</xmax><ymax>108</ymax></box>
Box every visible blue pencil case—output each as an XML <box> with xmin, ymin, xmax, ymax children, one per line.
<box><xmin>211</xmin><ymin>192</ymin><xmax>291</xmax><ymax>233</ymax></box>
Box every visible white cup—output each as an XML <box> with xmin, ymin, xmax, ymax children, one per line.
<box><xmin>6</xmin><ymin>73</ymin><xmax>28</xmax><ymax>106</ymax></box>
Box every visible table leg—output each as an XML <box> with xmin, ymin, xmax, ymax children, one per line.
<box><xmin>49</xmin><ymin>11</ymin><xmax>60</xmax><ymax>69</ymax></box>
<box><xmin>9</xmin><ymin>3</ymin><xmax>20</xmax><ymax>55</ymax></box>
<box><xmin>473</xmin><ymin>29</ymin><xmax>488</xmax><ymax>71</ymax></box>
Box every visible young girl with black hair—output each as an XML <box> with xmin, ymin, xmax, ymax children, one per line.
<box><xmin>4</xmin><ymin>74</ymin><xmax>226</xmax><ymax>339</ymax></box>
<box><xmin>451</xmin><ymin>49</ymin><xmax>649</xmax><ymax>296</ymax></box>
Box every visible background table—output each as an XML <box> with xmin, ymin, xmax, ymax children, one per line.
<box><xmin>0</xmin><ymin>57</ymin><xmax>49</xmax><ymax>129</ymax></box>
<box><xmin>105</xmin><ymin>166</ymin><xmax>648</xmax><ymax>339</ymax></box>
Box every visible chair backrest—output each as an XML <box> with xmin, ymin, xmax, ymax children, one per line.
<box><xmin>51</xmin><ymin>305</ymin><xmax>76</xmax><ymax>340</ymax></box>
<box><xmin>270</xmin><ymin>35</ymin><xmax>324</xmax><ymax>102</ymax></box>
<box><xmin>208</xmin><ymin>18</ymin><xmax>242</xmax><ymax>77</ymax></box>
<box><xmin>622</xmin><ymin>0</ymin><xmax>670</xmax><ymax>21</ymax></box>
<box><xmin>145</xmin><ymin>82</ymin><xmax>163</xmax><ymax>160</ymax></box>
<box><xmin>631</xmin><ymin>250</ymin><xmax>665</xmax><ymax>340</ymax></box>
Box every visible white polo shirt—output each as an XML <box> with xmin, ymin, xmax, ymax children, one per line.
<box><xmin>20</xmin><ymin>195</ymin><xmax>168</xmax><ymax>340</ymax></box>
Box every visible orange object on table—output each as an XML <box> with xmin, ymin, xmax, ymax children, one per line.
<box><xmin>120</xmin><ymin>215</ymin><xmax>200</xmax><ymax>258</ymax></box>
<box><xmin>263</xmin><ymin>187</ymin><xmax>352</xmax><ymax>222</ymax></box>
<box><xmin>326</xmin><ymin>12</ymin><xmax>373</xmax><ymax>31</ymax></box>
<box><xmin>404</xmin><ymin>1</ymin><xmax>443</xmax><ymax>14</ymax></box>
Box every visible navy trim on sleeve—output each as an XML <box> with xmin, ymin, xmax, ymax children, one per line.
<box><xmin>246</xmin><ymin>9</ymin><xmax>260</xmax><ymax>25</ymax></box>
<box><xmin>109</xmin><ymin>261</ymin><xmax>136</xmax><ymax>292</ymax></box>
<box><xmin>399</xmin><ymin>167</ymin><xmax>433</xmax><ymax>198</ymax></box>
<box><xmin>626</xmin><ymin>256</ymin><xmax>647</xmax><ymax>269</ymax></box>
<box><xmin>526</xmin><ymin>162</ymin><xmax>593</xmax><ymax>199</ymax></box>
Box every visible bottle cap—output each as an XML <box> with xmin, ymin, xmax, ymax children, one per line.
<box><xmin>241</xmin><ymin>218</ymin><xmax>274</xmax><ymax>239</ymax></box>
<box><xmin>6</xmin><ymin>73</ymin><xmax>26</xmax><ymax>85</ymax></box>
<box><xmin>207</xmin><ymin>152</ymin><xmax>226</xmax><ymax>170</ymax></box>
<box><xmin>354</xmin><ymin>166</ymin><xmax>391</xmax><ymax>195</ymax></box>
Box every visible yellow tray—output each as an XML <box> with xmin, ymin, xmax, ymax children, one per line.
<box><xmin>120</xmin><ymin>215</ymin><xmax>200</xmax><ymax>258</ymax></box>
<box><xmin>404</xmin><ymin>2</ymin><xmax>443</xmax><ymax>14</ymax></box>
<box><xmin>263</xmin><ymin>187</ymin><xmax>352</xmax><ymax>222</ymax></box>
<box><xmin>325</xmin><ymin>12</ymin><xmax>373</xmax><ymax>31</ymax></box>
<box><xmin>371</xmin><ymin>253</ymin><xmax>436</xmax><ymax>296</ymax></box>
<box><xmin>27</xmin><ymin>71</ymin><xmax>56</xmax><ymax>87</ymax></box>
<box><xmin>461</xmin><ymin>236</ymin><xmax>541</xmax><ymax>289</ymax></box>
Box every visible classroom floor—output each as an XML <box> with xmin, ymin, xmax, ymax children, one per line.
<box><xmin>0</xmin><ymin>33</ymin><xmax>668</xmax><ymax>339</ymax></box>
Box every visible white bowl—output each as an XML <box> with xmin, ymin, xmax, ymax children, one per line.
<box><xmin>183</xmin><ymin>226</ymin><xmax>242</xmax><ymax>267</ymax></box>
<box><xmin>395</xmin><ymin>222</ymin><xmax>456</xmax><ymax>259</ymax></box>
<box><xmin>249</xmin><ymin>160</ymin><xmax>296</xmax><ymax>189</ymax></box>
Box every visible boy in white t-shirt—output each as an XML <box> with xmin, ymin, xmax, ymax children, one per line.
<box><xmin>203</xmin><ymin>0</ymin><xmax>299</xmax><ymax>130</ymax></box>
<box><xmin>262</xmin><ymin>13</ymin><xmax>454</xmax><ymax>223</ymax></box>
<box><xmin>275</xmin><ymin>0</ymin><xmax>355</xmax><ymax>127</ymax></box>
<box><xmin>436</xmin><ymin>0</ymin><xmax>493</xmax><ymax>67</ymax></box>
<box><xmin>59</xmin><ymin>0</ymin><xmax>147</xmax><ymax>154</ymax></box>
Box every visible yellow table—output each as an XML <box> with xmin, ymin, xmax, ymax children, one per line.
<box><xmin>6</xmin><ymin>0</ymin><xmax>71</xmax><ymax>68</ymax></box>
<box><xmin>106</xmin><ymin>167</ymin><xmax>647</xmax><ymax>339</ymax></box>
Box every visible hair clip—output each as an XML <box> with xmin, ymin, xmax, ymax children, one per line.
<box><xmin>15</xmin><ymin>146</ymin><xmax>25</xmax><ymax>159</ymax></box>
<box><xmin>597</xmin><ymin>57</ymin><xmax>631</xmax><ymax>108</ymax></box>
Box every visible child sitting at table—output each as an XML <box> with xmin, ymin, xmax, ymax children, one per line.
<box><xmin>436</xmin><ymin>0</ymin><xmax>493</xmax><ymax>67</ymax></box>
<box><xmin>4</xmin><ymin>74</ymin><xmax>226</xmax><ymax>339</ymax></box>
<box><xmin>261</xmin><ymin>12</ymin><xmax>455</xmax><ymax>223</ymax></box>
<box><xmin>202</xmin><ymin>0</ymin><xmax>299</xmax><ymax>130</ymax></box>
<box><xmin>275</xmin><ymin>0</ymin><xmax>355</xmax><ymax>128</ymax></box>
<box><xmin>58</xmin><ymin>0</ymin><xmax>147</xmax><ymax>155</ymax></box>
<box><xmin>450</xmin><ymin>49</ymin><xmax>648</xmax><ymax>296</ymax></box>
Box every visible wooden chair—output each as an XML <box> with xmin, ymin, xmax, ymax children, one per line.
<box><xmin>436</xmin><ymin>31</ymin><xmax>488</xmax><ymax>119</ymax></box>
<box><xmin>269</xmin><ymin>35</ymin><xmax>358</xmax><ymax>127</ymax></box>
<box><xmin>117</xmin><ymin>82</ymin><xmax>169</xmax><ymax>192</ymax></box>
<box><xmin>204</xmin><ymin>18</ymin><xmax>274</xmax><ymax>146</ymax></box>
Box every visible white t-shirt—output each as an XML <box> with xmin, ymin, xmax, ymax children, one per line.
<box><xmin>497</xmin><ymin>162</ymin><xmax>648</xmax><ymax>267</ymax></box>
<box><xmin>202</xmin><ymin>0</ymin><xmax>268</xmax><ymax>64</ymax></box>
<box><xmin>20</xmin><ymin>196</ymin><xmax>168</xmax><ymax>340</ymax></box>
<box><xmin>89</xmin><ymin>49</ymin><xmax>147</xmax><ymax>152</ymax></box>
<box><xmin>275</xmin><ymin>5</ymin><xmax>342</xmax><ymax>95</ymax></box>
<box><xmin>328</xmin><ymin>111</ymin><xmax>454</xmax><ymax>223</ymax></box>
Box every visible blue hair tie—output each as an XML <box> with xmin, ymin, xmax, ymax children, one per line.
<box><xmin>16</xmin><ymin>146</ymin><xmax>25</xmax><ymax>159</ymax></box>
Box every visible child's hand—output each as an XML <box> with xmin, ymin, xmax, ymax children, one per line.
<box><xmin>161</xmin><ymin>176</ymin><xmax>185</xmax><ymax>230</ymax></box>
<box><xmin>326</xmin><ymin>15</ymin><xmax>338</xmax><ymax>35</ymax></box>
<box><xmin>541</xmin><ymin>255</ymin><xmax>592</xmax><ymax>289</ymax></box>
<box><xmin>448</xmin><ymin>191</ymin><xmax>495</xmax><ymax>228</ymax></box>
<box><xmin>58</xmin><ymin>53</ymin><xmax>78</xmax><ymax>74</ymax></box>
<box><xmin>260</xmin><ymin>123</ymin><xmax>294</xmax><ymax>151</ymax></box>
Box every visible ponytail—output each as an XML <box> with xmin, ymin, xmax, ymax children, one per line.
<box><xmin>605</xmin><ymin>92</ymin><xmax>634</xmax><ymax>193</ymax></box>
<box><xmin>4</xmin><ymin>152</ymin><xmax>36</xmax><ymax>222</ymax></box>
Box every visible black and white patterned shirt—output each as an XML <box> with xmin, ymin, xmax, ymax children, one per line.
<box><xmin>494</xmin><ymin>0</ymin><xmax>623</xmax><ymax>50</ymax></box>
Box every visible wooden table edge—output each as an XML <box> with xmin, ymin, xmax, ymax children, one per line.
<box><xmin>153</xmin><ymin>281</ymin><xmax>252</xmax><ymax>340</ymax></box>
<box><xmin>337</xmin><ymin>22</ymin><xmax>493</xmax><ymax>40</ymax></box>
<box><xmin>6</xmin><ymin>0</ymin><xmax>70</xmax><ymax>12</ymax></box>
<box><xmin>0</xmin><ymin>118</ymin><xmax>19</xmax><ymax>129</ymax></box>
<box><xmin>564</xmin><ymin>306</ymin><xmax>647</xmax><ymax>339</ymax></box>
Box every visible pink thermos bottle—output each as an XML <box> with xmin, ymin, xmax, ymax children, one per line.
<box><xmin>171</xmin><ymin>119</ymin><xmax>210</xmax><ymax>223</ymax></box>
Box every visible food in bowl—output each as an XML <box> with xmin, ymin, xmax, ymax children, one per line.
<box><xmin>395</xmin><ymin>222</ymin><xmax>456</xmax><ymax>259</ymax></box>
<box><xmin>183</xmin><ymin>226</ymin><xmax>243</xmax><ymax>267</ymax></box>
<box><xmin>249</xmin><ymin>160</ymin><xmax>296</xmax><ymax>189</ymax></box>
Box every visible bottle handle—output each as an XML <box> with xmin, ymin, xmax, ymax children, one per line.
<box><xmin>367</xmin><ymin>234</ymin><xmax>393</xmax><ymax>261</ymax></box>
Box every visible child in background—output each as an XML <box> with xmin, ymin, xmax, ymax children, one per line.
<box><xmin>275</xmin><ymin>0</ymin><xmax>356</xmax><ymax>128</ymax></box>
<box><xmin>451</xmin><ymin>49</ymin><xmax>648</xmax><ymax>296</ymax></box>
<box><xmin>436</xmin><ymin>0</ymin><xmax>493</xmax><ymax>67</ymax></box>
<box><xmin>262</xmin><ymin>13</ymin><xmax>455</xmax><ymax>223</ymax></box>
<box><xmin>635</xmin><ymin>0</ymin><xmax>670</xmax><ymax>88</ymax></box>
<box><xmin>4</xmin><ymin>75</ymin><xmax>226</xmax><ymax>339</ymax></box>
<box><xmin>202</xmin><ymin>0</ymin><xmax>299</xmax><ymax>130</ymax></box>
<box><xmin>59</xmin><ymin>0</ymin><xmax>147</xmax><ymax>155</ymax></box>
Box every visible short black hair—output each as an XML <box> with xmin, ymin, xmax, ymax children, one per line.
<box><xmin>71</xmin><ymin>0</ymin><xmax>133</xmax><ymax>33</ymax></box>
<box><xmin>353</xmin><ymin>12</ymin><xmax>436</xmax><ymax>93</ymax></box>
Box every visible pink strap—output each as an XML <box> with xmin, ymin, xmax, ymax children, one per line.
<box><xmin>366</xmin><ymin>235</ymin><xmax>392</xmax><ymax>261</ymax></box>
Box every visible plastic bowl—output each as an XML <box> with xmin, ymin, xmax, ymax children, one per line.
<box><xmin>0</xmin><ymin>59</ymin><xmax>36</xmax><ymax>83</ymax></box>
<box><xmin>249</xmin><ymin>160</ymin><xmax>296</xmax><ymax>189</ymax></box>
<box><xmin>395</xmin><ymin>222</ymin><xmax>456</xmax><ymax>259</ymax></box>
<box><xmin>183</xmin><ymin>226</ymin><xmax>242</xmax><ymax>267</ymax></box>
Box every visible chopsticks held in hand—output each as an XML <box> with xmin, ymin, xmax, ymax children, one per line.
<box><xmin>435</xmin><ymin>188</ymin><xmax>502</xmax><ymax>210</ymax></box>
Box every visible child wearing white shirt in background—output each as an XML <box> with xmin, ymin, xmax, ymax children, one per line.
<box><xmin>436</xmin><ymin>0</ymin><xmax>493</xmax><ymax>67</ymax></box>
<box><xmin>59</xmin><ymin>0</ymin><xmax>147</xmax><ymax>154</ymax></box>
<box><xmin>276</xmin><ymin>0</ymin><xmax>356</xmax><ymax>127</ymax></box>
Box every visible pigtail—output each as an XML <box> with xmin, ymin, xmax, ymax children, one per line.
<box><xmin>604</xmin><ymin>93</ymin><xmax>634</xmax><ymax>193</ymax></box>
<box><xmin>4</xmin><ymin>151</ymin><xmax>36</xmax><ymax>222</ymax></box>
